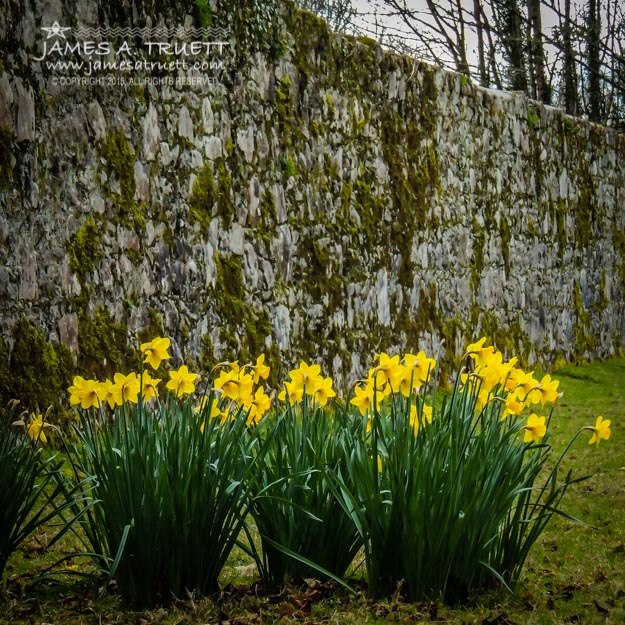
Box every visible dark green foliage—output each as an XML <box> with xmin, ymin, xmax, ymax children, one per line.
<box><xmin>251</xmin><ymin>403</ymin><xmax>362</xmax><ymax>584</ymax></box>
<box><xmin>72</xmin><ymin>395</ymin><xmax>267</xmax><ymax>607</ymax></box>
<box><xmin>0</xmin><ymin>404</ymin><xmax>86</xmax><ymax>581</ymax></box>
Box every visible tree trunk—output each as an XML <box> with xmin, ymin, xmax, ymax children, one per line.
<box><xmin>474</xmin><ymin>0</ymin><xmax>488</xmax><ymax>86</ymax></box>
<box><xmin>562</xmin><ymin>0</ymin><xmax>578</xmax><ymax>115</ymax></box>
<box><xmin>587</xmin><ymin>0</ymin><xmax>602</xmax><ymax>120</ymax></box>
<box><xmin>527</xmin><ymin>0</ymin><xmax>551</xmax><ymax>102</ymax></box>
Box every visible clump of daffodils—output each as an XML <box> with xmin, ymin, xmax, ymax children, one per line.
<box><xmin>64</xmin><ymin>335</ymin><xmax>610</xmax><ymax>447</ymax></box>
<box><xmin>350</xmin><ymin>350</ymin><xmax>436</xmax><ymax>433</ymax></box>
<box><xmin>277</xmin><ymin>361</ymin><xmax>336</xmax><ymax>407</ymax></box>
<box><xmin>459</xmin><ymin>337</ymin><xmax>611</xmax><ymax>445</ymax></box>
<box><xmin>210</xmin><ymin>355</ymin><xmax>272</xmax><ymax>426</ymax></box>
<box><xmin>68</xmin><ymin>336</ymin><xmax>186</xmax><ymax>409</ymax></box>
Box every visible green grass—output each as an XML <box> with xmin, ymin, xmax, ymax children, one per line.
<box><xmin>1</xmin><ymin>358</ymin><xmax>623</xmax><ymax>624</ymax></box>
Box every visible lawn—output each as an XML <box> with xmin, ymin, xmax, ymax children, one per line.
<box><xmin>1</xmin><ymin>357</ymin><xmax>623</xmax><ymax>625</ymax></box>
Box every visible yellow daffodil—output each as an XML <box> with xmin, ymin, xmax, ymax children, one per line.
<box><xmin>99</xmin><ymin>378</ymin><xmax>121</xmax><ymax>409</ymax></box>
<box><xmin>350</xmin><ymin>383</ymin><xmax>376</xmax><ymax>416</ymax></box>
<box><xmin>512</xmin><ymin>370</ymin><xmax>540</xmax><ymax>403</ymax></box>
<box><xmin>214</xmin><ymin>369</ymin><xmax>254</xmax><ymax>403</ymax></box>
<box><xmin>166</xmin><ymin>365</ymin><xmax>197</xmax><ymax>397</ymax></box>
<box><xmin>250</xmin><ymin>354</ymin><xmax>270</xmax><ymax>384</ymax></box>
<box><xmin>68</xmin><ymin>376</ymin><xmax>103</xmax><ymax>410</ymax></box>
<box><xmin>587</xmin><ymin>416</ymin><xmax>611</xmax><ymax>445</ymax></box>
<box><xmin>523</xmin><ymin>413</ymin><xmax>547</xmax><ymax>444</ymax></box>
<box><xmin>501</xmin><ymin>394</ymin><xmax>524</xmax><ymax>419</ymax></box>
<box><xmin>366</xmin><ymin>367</ymin><xmax>392</xmax><ymax>399</ymax></box>
<box><xmin>197</xmin><ymin>397</ymin><xmax>226</xmax><ymax>431</ymax></box>
<box><xmin>527</xmin><ymin>374</ymin><xmax>560</xmax><ymax>406</ymax></box>
<box><xmin>140</xmin><ymin>336</ymin><xmax>171</xmax><ymax>370</ymax></box>
<box><xmin>465</xmin><ymin>337</ymin><xmax>496</xmax><ymax>367</ymax></box>
<box><xmin>503</xmin><ymin>361</ymin><xmax>522</xmax><ymax>391</ymax></box>
<box><xmin>476</xmin><ymin>352</ymin><xmax>508</xmax><ymax>391</ymax></box>
<box><xmin>404</xmin><ymin>351</ymin><xmax>436</xmax><ymax>385</ymax></box>
<box><xmin>289</xmin><ymin>362</ymin><xmax>323</xmax><ymax>396</ymax></box>
<box><xmin>313</xmin><ymin>376</ymin><xmax>336</xmax><ymax>407</ymax></box>
<box><xmin>113</xmin><ymin>372</ymin><xmax>141</xmax><ymax>404</ymax></box>
<box><xmin>245</xmin><ymin>387</ymin><xmax>272</xmax><ymax>426</ymax></box>
<box><xmin>389</xmin><ymin>364</ymin><xmax>415</xmax><ymax>397</ymax></box>
<box><xmin>409</xmin><ymin>403</ymin><xmax>433</xmax><ymax>434</ymax></box>
<box><xmin>209</xmin><ymin>402</ymin><xmax>224</xmax><ymax>420</ymax></box>
<box><xmin>373</xmin><ymin>352</ymin><xmax>401</xmax><ymax>385</ymax></box>
<box><xmin>278</xmin><ymin>380</ymin><xmax>304</xmax><ymax>404</ymax></box>
<box><xmin>27</xmin><ymin>413</ymin><xmax>47</xmax><ymax>444</ymax></box>
<box><xmin>68</xmin><ymin>376</ymin><xmax>88</xmax><ymax>406</ymax></box>
<box><xmin>141</xmin><ymin>371</ymin><xmax>161</xmax><ymax>402</ymax></box>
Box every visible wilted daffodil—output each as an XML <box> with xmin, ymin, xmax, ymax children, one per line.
<box><xmin>167</xmin><ymin>365</ymin><xmax>197</xmax><ymax>397</ymax></box>
<box><xmin>140</xmin><ymin>336</ymin><xmax>171</xmax><ymax>370</ymax></box>
<box><xmin>27</xmin><ymin>414</ymin><xmax>48</xmax><ymax>444</ymax></box>
<box><xmin>523</xmin><ymin>413</ymin><xmax>547</xmax><ymax>444</ymax></box>
<box><xmin>587</xmin><ymin>416</ymin><xmax>611</xmax><ymax>445</ymax></box>
<box><xmin>14</xmin><ymin>412</ymin><xmax>50</xmax><ymax>445</ymax></box>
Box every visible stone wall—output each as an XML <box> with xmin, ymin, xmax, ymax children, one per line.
<box><xmin>0</xmin><ymin>0</ymin><xmax>624</xmax><ymax>405</ymax></box>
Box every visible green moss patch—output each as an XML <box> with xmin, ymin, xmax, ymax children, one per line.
<box><xmin>68</xmin><ymin>215</ymin><xmax>102</xmax><ymax>281</ymax></box>
<box><xmin>0</xmin><ymin>317</ymin><xmax>74</xmax><ymax>427</ymax></box>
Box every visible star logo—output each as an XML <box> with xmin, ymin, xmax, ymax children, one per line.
<box><xmin>41</xmin><ymin>22</ymin><xmax>71</xmax><ymax>39</ymax></box>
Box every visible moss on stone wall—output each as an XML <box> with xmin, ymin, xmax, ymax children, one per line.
<box><xmin>100</xmin><ymin>129</ymin><xmax>142</xmax><ymax>230</ymax></box>
<box><xmin>68</xmin><ymin>215</ymin><xmax>102</xmax><ymax>280</ymax></box>
<box><xmin>189</xmin><ymin>160</ymin><xmax>215</xmax><ymax>234</ymax></box>
<box><xmin>215</xmin><ymin>158</ymin><xmax>234</xmax><ymax>223</ymax></box>
<box><xmin>76</xmin><ymin>305</ymin><xmax>138</xmax><ymax>381</ymax></box>
<box><xmin>207</xmin><ymin>252</ymin><xmax>273</xmax><ymax>366</ymax></box>
<box><xmin>193</xmin><ymin>0</ymin><xmax>212</xmax><ymax>28</ymax></box>
<box><xmin>1</xmin><ymin>0</ymin><xmax>621</xmax><ymax>395</ymax></box>
<box><xmin>575</xmin><ymin>184</ymin><xmax>594</xmax><ymax>250</ymax></box>
<box><xmin>0</xmin><ymin>317</ymin><xmax>74</xmax><ymax>425</ymax></box>
<box><xmin>499</xmin><ymin>215</ymin><xmax>511</xmax><ymax>277</ymax></box>
<box><xmin>0</xmin><ymin>126</ymin><xmax>13</xmax><ymax>187</ymax></box>
<box><xmin>573</xmin><ymin>281</ymin><xmax>596</xmax><ymax>361</ymax></box>
<box><xmin>477</xmin><ymin>309</ymin><xmax>531</xmax><ymax>367</ymax></box>
<box><xmin>0</xmin><ymin>336</ymin><xmax>10</xmax><ymax>411</ymax></box>
<box><xmin>613</xmin><ymin>224</ymin><xmax>625</xmax><ymax>286</ymax></box>
<box><xmin>470</xmin><ymin>217</ymin><xmax>485</xmax><ymax>291</ymax></box>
